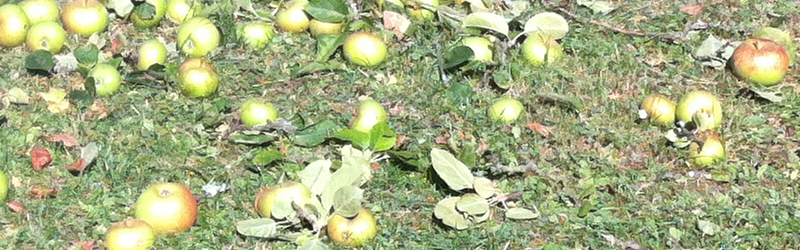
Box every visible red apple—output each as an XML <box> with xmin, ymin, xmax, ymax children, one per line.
<box><xmin>327</xmin><ymin>208</ymin><xmax>378</xmax><ymax>247</ymax></box>
<box><xmin>343</xmin><ymin>32</ymin><xmax>388</xmax><ymax>68</ymax></box>
<box><xmin>0</xmin><ymin>4</ymin><xmax>30</xmax><ymax>48</ymax></box>
<box><xmin>134</xmin><ymin>182</ymin><xmax>198</xmax><ymax>235</ymax></box>
<box><xmin>104</xmin><ymin>218</ymin><xmax>156</xmax><ymax>250</ymax></box>
<box><xmin>19</xmin><ymin>0</ymin><xmax>60</xmax><ymax>25</ymax></box>
<box><xmin>61</xmin><ymin>0</ymin><xmax>108</xmax><ymax>37</ymax></box>
<box><xmin>731</xmin><ymin>38</ymin><xmax>790</xmax><ymax>87</ymax></box>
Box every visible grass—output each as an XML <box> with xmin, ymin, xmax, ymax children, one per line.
<box><xmin>1</xmin><ymin>0</ymin><xmax>800</xmax><ymax>249</ymax></box>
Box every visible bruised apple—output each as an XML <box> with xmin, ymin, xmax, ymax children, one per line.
<box><xmin>327</xmin><ymin>208</ymin><xmax>378</xmax><ymax>247</ymax></box>
<box><xmin>675</xmin><ymin>90</ymin><xmax>723</xmax><ymax>131</ymax></box>
<box><xmin>26</xmin><ymin>20</ymin><xmax>66</xmax><ymax>53</ymax></box>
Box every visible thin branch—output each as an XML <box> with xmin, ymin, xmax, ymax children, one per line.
<box><xmin>555</xmin><ymin>7</ymin><xmax>685</xmax><ymax>43</ymax></box>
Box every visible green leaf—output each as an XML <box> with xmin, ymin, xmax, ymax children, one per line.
<box><xmin>445</xmin><ymin>81</ymin><xmax>474</xmax><ymax>106</ymax></box>
<box><xmin>306</xmin><ymin>0</ymin><xmax>349</xmax><ymax>23</ymax></box>
<box><xmin>535</xmin><ymin>93</ymin><xmax>584</xmax><ymax>111</ymax></box>
<box><xmin>523</xmin><ymin>12</ymin><xmax>569</xmax><ymax>39</ymax></box>
<box><xmin>5</xmin><ymin>87</ymin><xmax>31</xmax><ymax>104</ymax></box>
<box><xmin>134</xmin><ymin>2</ymin><xmax>157</xmax><ymax>19</ymax></box>
<box><xmin>455</xmin><ymin>193</ymin><xmax>489</xmax><ymax>215</ymax></box>
<box><xmin>297</xmin><ymin>239</ymin><xmax>330</xmax><ymax>250</ymax></box>
<box><xmin>431</xmin><ymin>148</ymin><xmax>475</xmax><ymax>191</ymax></box>
<box><xmin>443</xmin><ymin>46</ymin><xmax>474</xmax><ymax>70</ymax></box>
<box><xmin>25</xmin><ymin>50</ymin><xmax>55</xmax><ymax>72</ymax></box>
<box><xmin>368</xmin><ymin>121</ymin><xmax>396</xmax><ymax>151</ymax></box>
<box><xmin>751</xmin><ymin>90</ymin><xmax>782</xmax><ymax>103</ymax></box>
<box><xmin>80</xmin><ymin>142</ymin><xmax>100</xmax><ymax>166</ymax></box>
<box><xmin>74</xmin><ymin>45</ymin><xmax>100</xmax><ymax>67</ymax></box>
<box><xmin>341</xmin><ymin>145</ymin><xmax>373</xmax><ymax>184</ymax></box>
<box><xmin>252</xmin><ymin>149</ymin><xmax>284</xmax><ymax>165</ymax></box>
<box><xmin>298</xmin><ymin>159</ymin><xmax>332</xmax><ymax>195</ymax></box>
<box><xmin>319</xmin><ymin>145</ymin><xmax>370</xmax><ymax>212</ymax></box>
<box><xmin>461</xmin><ymin>12</ymin><xmax>509</xmax><ymax>38</ymax></box>
<box><xmin>331</xmin><ymin>129</ymin><xmax>371</xmax><ymax>149</ymax></box>
<box><xmin>235</xmin><ymin>218</ymin><xmax>282</xmax><ymax>238</ymax></box>
<box><xmin>505</xmin><ymin>207</ymin><xmax>538</xmax><ymax>220</ymax></box>
<box><xmin>315</xmin><ymin>34</ymin><xmax>347</xmax><ymax>62</ymax></box>
<box><xmin>577</xmin><ymin>0</ymin><xmax>616</xmax><ymax>15</ymax></box>
<box><xmin>294</xmin><ymin>61</ymin><xmax>347</xmax><ymax>78</ymax></box>
<box><xmin>697</xmin><ymin>220</ymin><xmax>719</xmax><ymax>235</ymax></box>
<box><xmin>107</xmin><ymin>0</ymin><xmax>135</xmax><ymax>16</ymax></box>
<box><xmin>434</xmin><ymin>197</ymin><xmax>470</xmax><ymax>230</ymax></box>
<box><xmin>472</xmin><ymin>177</ymin><xmax>497</xmax><ymax>199</ymax></box>
<box><xmin>293</xmin><ymin>120</ymin><xmax>339</xmax><ymax>147</ymax></box>
<box><xmin>332</xmin><ymin>185</ymin><xmax>363</xmax><ymax>218</ymax></box>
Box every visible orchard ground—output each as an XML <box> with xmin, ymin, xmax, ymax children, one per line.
<box><xmin>1</xmin><ymin>0</ymin><xmax>799</xmax><ymax>249</ymax></box>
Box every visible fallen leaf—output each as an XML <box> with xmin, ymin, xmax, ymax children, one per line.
<box><xmin>29</xmin><ymin>187</ymin><xmax>58</xmax><ymax>199</ymax></box>
<box><xmin>7</xmin><ymin>201</ymin><xmax>27</xmax><ymax>214</ymax></box>
<box><xmin>680</xmin><ymin>5</ymin><xmax>703</xmax><ymax>16</ymax></box>
<box><xmin>67</xmin><ymin>158</ymin><xmax>87</xmax><ymax>175</ymax></box>
<box><xmin>48</xmin><ymin>133</ymin><xmax>80</xmax><ymax>147</ymax></box>
<box><xmin>83</xmin><ymin>99</ymin><xmax>108</xmax><ymax>119</ymax></box>
<box><xmin>435</xmin><ymin>136</ymin><xmax>449</xmax><ymax>144</ymax></box>
<box><xmin>371</xmin><ymin>162</ymin><xmax>381</xmax><ymax>170</ymax></box>
<box><xmin>40</xmin><ymin>88</ymin><xmax>70</xmax><ymax>113</ymax></box>
<box><xmin>526</xmin><ymin>122</ymin><xmax>551</xmax><ymax>137</ymax></box>
<box><xmin>31</xmin><ymin>147</ymin><xmax>52</xmax><ymax>171</ymax></box>
<box><xmin>383</xmin><ymin>11</ymin><xmax>411</xmax><ymax>38</ymax></box>
<box><xmin>70</xmin><ymin>240</ymin><xmax>96</xmax><ymax>250</ymax></box>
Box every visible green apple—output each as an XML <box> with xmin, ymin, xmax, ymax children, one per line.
<box><xmin>166</xmin><ymin>0</ymin><xmax>202</xmax><ymax>24</ymax></box>
<box><xmin>488</xmin><ymin>98</ymin><xmax>524</xmax><ymax>123</ymax></box>
<box><xmin>238</xmin><ymin>22</ymin><xmax>274</xmax><ymax>50</ymax></box>
<box><xmin>254</xmin><ymin>182</ymin><xmax>313</xmax><ymax>219</ymax></box>
<box><xmin>406</xmin><ymin>0</ymin><xmax>439</xmax><ymax>21</ymax></box>
<box><xmin>521</xmin><ymin>32</ymin><xmax>564</xmax><ymax>66</ymax></box>
<box><xmin>134</xmin><ymin>182</ymin><xmax>198</xmax><ymax>235</ymax></box>
<box><xmin>20</xmin><ymin>0</ymin><xmax>60</xmax><ymax>25</ymax></box>
<box><xmin>675</xmin><ymin>90</ymin><xmax>723</xmax><ymax>131</ymax></box>
<box><xmin>0</xmin><ymin>171</ymin><xmax>9</xmax><ymax>202</ymax></box>
<box><xmin>753</xmin><ymin>27</ymin><xmax>795</xmax><ymax>65</ymax></box>
<box><xmin>26</xmin><ymin>21</ymin><xmax>66</xmax><ymax>53</ymax></box>
<box><xmin>131</xmin><ymin>0</ymin><xmax>167</xmax><ymax>29</ymax></box>
<box><xmin>309</xmin><ymin>19</ymin><xmax>344</xmax><ymax>36</ymax></box>
<box><xmin>351</xmin><ymin>97</ymin><xmax>387</xmax><ymax>133</ymax></box>
<box><xmin>460</xmin><ymin>36</ymin><xmax>493</xmax><ymax>63</ymax></box>
<box><xmin>275</xmin><ymin>0</ymin><xmax>309</xmax><ymax>33</ymax></box>
<box><xmin>89</xmin><ymin>63</ymin><xmax>122</xmax><ymax>97</ymax></box>
<box><xmin>179</xmin><ymin>67</ymin><xmax>218</xmax><ymax>98</ymax></box>
<box><xmin>343</xmin><ymin>32</ymin><xmax>388</xmax><ymax>68</ymax></box>
<box><xmin>731</xmin><ymin>38</ymin><xmax>790</xmax><ymax>87</ymax></box>
<box><xmin>327</xmin><ymin>208</ymin><xmax>378</xmax><ymax>247</ymax></box>
<box><xmin>137</xmin><ymin>39</ymin><xmax>167</xmax><ymax>70</ymax></box>
<box><xmin>240</xmin><ymin>99</ymin><xmax>279</xmax><ymax>127</ymax></box>
<box><xmin>104</xmin><ymin>218</ymin><xmax>156</xmax><ymax>250</ymax></box>
<box><xmin>690</xmin><ymin>132</ymin><xmax>725</xmax><ymax>166</ymax></box>
<box><xmin>61</xmin><ymin>0</ymin><xmax>108</xmax><ymax>37</ymax></box>
<box><xmin>0</xmin><ymin>4</ymin><xmax>30</xmax><ymax>48</ymax></box>
<box><xmin>177</xmin><ymin>17</ymin><xmax>220</xmax><ymax>57</ymax></box>
<box><xmin>178</xmin><ymin>57</ymin><xmax>214</xmax><ymax>74</ymax></box>
<box><xmin>639</xmin><ymin>94</ymin><xmax>676</xmax><ymax>126</ymax></box>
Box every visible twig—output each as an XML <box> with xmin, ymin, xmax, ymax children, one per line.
<box><xmin>555</xmin><ymin>7</ymin><xmax>685</xmax><ymax>43</ymax></box>
<box><xmin>292</xmin><ymin>201</ymin><xmax>322</xmax><ymax>234</ymax></box>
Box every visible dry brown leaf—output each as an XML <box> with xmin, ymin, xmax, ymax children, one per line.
<box><xmin>435</xmin><ymin>136</ymin><xmax>449</xmax><ymax>144</ymax></box>
<box><xmin>31</xmin><ymin>147</ymin><xmax>52</xmax><ymax>171</ymax></box>
<box><xmin>383</xmin><ymin>11</ymin><xmax>411</xmax><ymax>38</ymax></box>
<box><xmin>49</xmin><ymin>133</ymin><xmax>80</xmax><ymax>147</ymax></box>
<box><xmin>526</xmin><ymin>122</ymin><xmax>552</xmax><ymax>137</ymax></box>
<box><xmin>30</xmin><ymin>187</ymin><xmax>58</xmax><ymax>199</ymax></box>
<box><xmin>69</xmin><ymin>240</ymin><xmax>96</xmax><ymax>250</ymax></box>
<box><xmin>67</xmin><ymin>158</ymin><xmax>88</xmax><ymax>175</ymax></box>
<box><xmin>7</xmin><ymin>201</ymin><xmax>27</xmax><ymax>214</ymax></box>
<box><xmin>680</xmin><ymin>5</ymin><xmax>703</xmax><ymax>16</ymax></box>
<box><xmin>83</xmin><ymin>99</ymin><xmax>108</xmax><ymax>120</ymax></box>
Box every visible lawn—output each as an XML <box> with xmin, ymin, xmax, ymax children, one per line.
<box><xmin>1</xmin><ymin>0</ymin><xmax>799</xmax><ymax>249</ymax></box>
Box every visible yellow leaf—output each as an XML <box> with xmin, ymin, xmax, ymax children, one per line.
<box><xmin>40</xmin><ymin>88</ymin><xmax>70</xmax><ymax>113</ymax></box>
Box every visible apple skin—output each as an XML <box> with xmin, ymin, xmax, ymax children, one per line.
<box><xmin>276</xmin><ymin>0</ymin><xmax>309</xmax><ymax>33</ymax></box>
<box><xmin>406</xmin><ymin>0</ymin><xmax>439</xmax><ymax>21</ymax></box>
<box><xmin>254</xmin><ymin>182</ymin><xmax>313</xmax><ymax>219</ymax></box>
<box><xmin>137</xmin><ymin>39</ymin><xmax>167</xmax><ymax>70</ymax></box>
<box><xmin>89</xmin><ymin>63</ymin><xmax>122</xmax><ymax>97</ymax></box>
<box><xmin>521</xmin><ymin>32</ymin><xmax>564</xmax><ymax>66</ymax></box>
<box><xmin>104</xmin><ymin>218</ymin><xmax>156</xmax><ymax>250</ymax></box>
<box><xmin>309</xmin><ymin>19</ymin><xmax>344</xmax><ymax>37</ymax></box>
<box><xmin>20</xmin><ymin>0</ymin><xmax>60</xmax><ymax>25</ymax></box>
<box><xmin>460</xmin><ymin>36</ymin><xmax>493</xmax><ymax>63</ymax></box>
<box><xmin>327</xmin><ymin>208</ymin><xmax>378</xmax><ymax>247</ymax></box>
<box><xmin>690</xmin><ymin>132</ymin><xmax>725</xmax><ymax>166</ymax></box>
<box><xmin>753</xmin><ymin>27</ymin><xmax>795</xmax><ymax>65</ymax></box>
<box><xmin>166</xmin><ymin>0</ymin><xmax>202</xmax><ymax>24</ymax></box>
<box><xmin>0</xmin><ymin>4</ymin><xmax>31</xmax><ymax>48</ymax></box>
<box><xmin>61</xmin><ymin>0</ymin><xmax>108</xmax><ymax>37</ymax></box>
<box><xmin>343</xmin><ymin>32</ymin><xmax>388</xmax><ymax>68</ymax></box>
<box><xmin>134</xmin><ymin>182</ymin><xmax>198</xmax><ymax>235</ymax></box>
<box><xmin>351</xmin><ymin>97</ymin><xmax>387</xmax><ymax>133</ymax></box>
<box><xmin>488</xmin><ymin>98</ymin><xmax>525</xmax><ymax>123</ymax></box>
<box><xmin>731</xmin><ymin>38</ymin><xmax>790</xmax><ymax>87</ymax></box>
<box><xmin>675</xmin><ymin>90</ymin><xmax>723</xmax><ymax>131</ymax></box>
<box><xmin>26</xmin><ymin>21</ymin><xmax>66</xmax><ymax>53</ymax></box>
<box><xmin>131</xmin><ymin>0</ymin><xmax>167</xmax><ymax>29</ymax></box>
<box><xmin>640</xmin><ymin>94</ymin><xmax>676</xmax><ymax>126</ymax></box>
<box><xmin>177</xmin><ymin>17</ymin><xmax>220</xmax><ymax>57</ymax></box>
<box><xmin>178</xmin><ymin>57</ymin><xmax>215</xmax><ymax>74</ymax></box>
<box><xmin>179</xmin><ymin>67</ymin><xmax>218</xmax><ymax>98</ymax></box>
<box><xmin>238</xmin><ymin>22</ymin><xmax>274</xmax><ymax>50</ymax></box>
<box><xmin>240</xmin><ymin>99</ymin><xmax>279</xmax><ymax>127</ymax></box>
<box><xmin>0</xmin><ymin>171</ymin><xmax>9</xmax><ymax>202</ymax></box>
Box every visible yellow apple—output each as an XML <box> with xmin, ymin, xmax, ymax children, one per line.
<box><xmin>104</xmin><ymin>218</ymin><xmax>156</xmax><ymax>250</ymax></box>
<box><xmin>61</xmin><ymin>0</ymin><xmax>108</xmax><ymax>37</ymax></box>
<box><xmin>343</xmin><ymin>32</ymin><xmax>388</xmax><ymax>68</ymax></box>
<box><xmin>276</xmin><ymin>0</ymin><xmax>309</xmax><ymax>33</ymax></box>
<box><xmin>327</xmin><ymin>208</ymin><xmax>378</xmax><ymax>247</ymax></box>
<box><xmin>134</xmin><ymin>182</ymin><xmax>198</xmax><ymax>235</ymax></box>
<box><xmin>0</xmin><ymin>4</ymin><xmax>30</xmax><ymax>48</ymax></box>
<box><xmin>254</xmin><ymin>182</ymin><xmax>313</xmax><ymax>219</ymax></box>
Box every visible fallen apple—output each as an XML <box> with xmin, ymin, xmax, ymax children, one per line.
<box><xmin>521</xmin><ymin>32</ymin><xmax>564</xmax><ymax>66</ymax></box>
<box><xmin>166</xmin><ymin>0</ymin><xmax>202</xmax><ymax>24</ymax></box>
<box><xmin>19</xmin><ymin>0</ymin><xmax>60</xmax><ymax>25</ymax></box>
<box><xmin>690</xmin><ymin>132</ymin><xmax>725</xmax><ymax>166</ymax></box>
<box><xmin>240</xmin><ymin>99</ymin><xmax>279</xmax><ymax>127</ymax></box>
<box><xmin>0</xmin><ymin>4</ymin><xmax>30</xmax><ymax>48</ymax></box>
<box><xmin>275</xmin><ymin>0</ymin><xmax>309</xmax><ymax>33</ymax></box>
<box><xmin>61</xmin><ymin>0</ymin><xmax>108</xmax><ymax>37</ymax></box>
<box><xmin>0</xmin><ymin>171</ymin><xmax>8</xmax><ymax>202</ymax></box>
<box><xmin>351</xmin><ymin>96</ymin><xmax>388</xmax><ymax>133</ymax></box>
<box><xmin>238</xmin><ymin>22</ymin><xmax>274</xmax><ymax>50</ymax></box>
<box><xmin>131</xmin><ymin>0</ymin><xmax>167</xmax><ymax>29</ymax></box>
<box><xmin>177</xmin><ymin>17</ymin><xmax>220</xmax><ymax>57</ymax></box>
<box><xmin>88</xmin><ymin>63</ymin><xmax>122</xmax><ymax>97</ymax></box>
<box><xmin>178</xmin><ymin>57</ymin><xmax>215</xmax><ymax>74</ymax></box>
<box><xmin>639</xmin><ymin>94</ymin><xmax>676</xmax><ymax>126</ymax></box>
<box><xmin>137</xmin><ymin>39</ymin><xmax>167</xmax><ymax>70</ymax></box>
<box><xmin>675</xmin><ymin>90</ymin><xmax>723</xmax><ymax>131</ymax></box>
<box><xmin>460</xmin><ymin>36</ymin><xmax>493</xmax><ymax>63</ymax></box>
<box><xmin>134</xmin><ymin>182</ymin><xmax>198</xmax><ymax>235</ymax></box>
<box><xmin>25</xmin><ymin>20</ymin><xmax>65</xmax><ymax>53</ymax></box>
<box><xmin>731</xmin><ymin>38</ymin><xmax>789</xmax><ymax>87</ymax></box>
<box><xmin>406</xmin><ymin>0</ymin><xmax>439</xmax><ymax>21</ymax></box>
<box><xmin>309</xmin><ymin>19</ymin><xmax>345</xmax><ymax>37</ymax></box>
<box><xmin>752</xmin><ymin>27</ymin><xmax>795</xmax><ymax>65</ymax></box>
<box><xmin>327</xmin><ymin>208</ymin><xmax>378</xmax><ymax>247</ymax></box>
<box><xmin>343</xmin><ymin>31</ymin><xmax>388</xmax><ymax>68</ymax></box>
<box><xmin>104</xmin><ymin>218</ymin><xmax>156</xmax><ymax>250</ymax></box>
<box><xmin>178</xmin><ymin>66</ymin><xmax>218</xmax><ymax>98</ymax></box>
<box><xmin>254</xmin><ymin>182</ymin><xmax>313</xmax><ymax>219</ymax></box>
<box><xmin>488</xmin><ymin>97</ymin><xmax>525</xmax><ymax>123</ymax></box>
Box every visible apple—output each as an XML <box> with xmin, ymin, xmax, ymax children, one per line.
<box><xmin>639</xmin><ymin>94</ymin><xmax>676</xmax><ymax>126</ymax></box>
<box><xmin>238</xmin><ymin>22</ymin><xmax>274</xmax><ymax>50</ymax></box>
<box><xmin>690</xmin><ymin>132</ymin><xmax>725</xmax><ymax>166</ymax></box>
<box><xmin>460</xmin><ymin>36</ymin><xmax>493</xmax><ymax>63</ymax></box>
<box><xmin>730</xmin><ymin>38</ymin><xmax>789</xmax><ymax>87</ymax></box>
<box><xmin>26</xmin><ymin>21</ymin><xmax>66</xmax><ymax>53</ymax></box>
<box><xmin>254</xmin><ymin>182</ymin><xmax>313</xmax><ymax>219</ymax></box>
<box><xmin>675</xmin><ymin>90</ymin><xmax>723</xmax><ymax>131</ymax></box>
<box><xmin>61</xmin><ymin>0</ymin><xmax>108</xmax><ymax>37</ymax></box>
<box><xmin>20</xmin><ymin>0</ymin><xmax>60</xmax><ymax>25</ymax></box>
<box><xmin>351</xmin><ymin>97</ymin><xmax>387</xmax><ymax>133</ymax></box>
<box><xmin>137</xmin><ymin>39</ymin><xmax>167</xmax><ymax>70</ymax></box>
<box><xmin>134</xmin><ymin>182</ymin><xmax>198</xmax><ymax>235</ymax></box>
<box><xmin>178</xmin><ymin>57</ymin><xmax>215</xmax><ymax>74</ymax></box>
<box><xmin>275</xmin><ymin>0</ymin><xmax>309</xmax><ymax>33</ymax></box>
<box><xmin>309</xmin><ymin>19</ymin><xmax>344</xmax><ymax>37</ymax></box>
<box><xmin>0</xmin><ymin>171</ymin><xmax>9</xmax><ymax>202</ymax></box>
<box><xmin>488</xmin><ymin>97</ymin><xmax>525</xmax><ymax>123</ymax></box>
<box><xmin>177</xmin><ymin>17</ymin><xmax>220</xmax><ymax>57</ymax></box>
<box><xmin>521</xmin><ymin>32</ymin><xmax>564</xmax><ymax>66</ymax></box>
<box><xmin>753</xmin><ymin>27</ymin><xmax>795</xmax><ymax>65</ymax></box>
<box><xmin>104</xmin><ymin>218</ymin><xmax>156</xmax><ymax>250</ymax></box>
<box><xmin>131</xmin><ymin>0</ymin><xmax>167</xmax><ymax>29</ymax></box>
<box><xmin>88</xmin><ymin>63</ymin><xmax>122</xmax><ymax>97</ymax></box>
<box><xmin>166</xmin><ymin>0</ymin><xmax>202</xmax><ymax>24</ymax></box>
<box><xmin>179</xmin><ymin>67</ymin><xmax>218</xmax><ymax>98</ymax></box>
<box><xmin>240</xmin><ymin>99</ymin><xmax>279</xmax><ymax>127</ymax></box>
<box><xmin>406</xmin><ymin>0</ymin><xmax>439</xmax><ymax>21</ymax></box>
<box><xmin>0</xmin><ymin>4</ymin><xmax>30</xmax><ymax>48</ymax></box>
<box><xmin>343</xmin><ymin>32</ymin><xmax>388</xmax><ymax>68</ymax></box>
<box><xmin>327</xmin><ymin>208</ymin><xmax>378</xmax><ymax>247</ymax></box>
